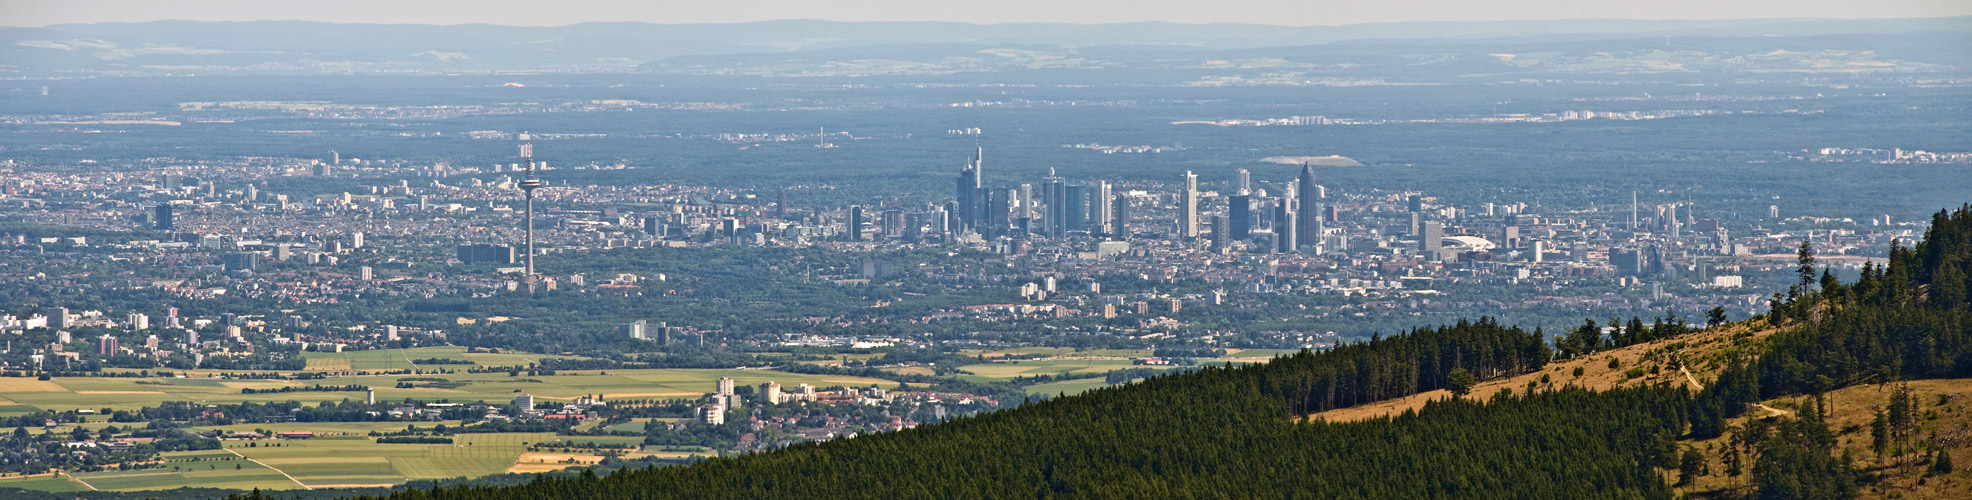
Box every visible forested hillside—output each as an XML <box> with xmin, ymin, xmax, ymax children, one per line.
<box><xmin>323</xmin><ymin>206</ymin><xmax>1971</xmax><ymax>500</ymax></box>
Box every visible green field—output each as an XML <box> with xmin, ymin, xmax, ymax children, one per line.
<box><xmin>599</xmin><ymin>418</ymin><xmax>684</xmax><ymax>434</ymax></box>
<box><xmin>0</xmin><ymin>359</ymin><xmax>902</xmax><ymax>492</ymax></box>
<box><xmin>203</xmin><ymin>421</ymin><xmax>455</xmax><ymax>435</ymax></box>
<box><xmin>0</xmin><ymin>366</ymin><xmax>898</xmax><ymax>413</ymax></box>
<box><xmin>0</xmin><ymin>474</ymin><xmax>89</xmax><ymax>492</ymax></box>
<box><xmin>53</xmin><ymin>433</ymin><xmax>558</xmax><ymax>491</ymax></box>
<box><xmin>302</xmin><ymin>346</ymin><xmax>567</xmax><ymax>372</ymax></box>
<box><xmin>1024</xmin><ymin>378</ymin><xmax>1117</xmax><ymax>397</ymax></box>
<box><xmin>74</xmin><ymin>449</ymin><xmax>299</xmax><ymax>491</ymax></box>
<box><xmin>957</xmin><ymin>347</ymin><xmax>1152</xmax><ymax>359</ymax></box>
<box><xmin>958</xmin><ymin>359</ymin><xmax>1158</xmax><ymax>379</ymax></box>
<box><xmin>538</xmin><ymin>435</ymin><xmax>646</xmax><ymax>448</ymax></box>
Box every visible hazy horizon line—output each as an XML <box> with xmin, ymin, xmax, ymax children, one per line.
<box><xmin>14</xmin><ymin>14</ymin><xmax>1972</xmax><ymax>30</ymax></box>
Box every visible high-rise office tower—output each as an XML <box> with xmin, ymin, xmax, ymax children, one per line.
<box><xmin>1016</xmin><ymin>183</ymin><xmax>1034</xmax><ymax>233</ymax></box>
<box><xmin>245</xmin><ymin>184</ymin><xmax>257</xmax><ymax>203</ymax></box>
<box><xmin>1228</xmin><ymin>195</ymin><xmax>1252</xmax><ymax>239</ymax></box>
<box><xmin>970</xmin><ymin>147</ymin><xmax>985</xmax><ymax>226</ymax></box>
<box><xmin>954</xmin><ymin>147</ymin><xmax>984</xmax><ymax>232</ymax></box>
<box><xmin>941</xmin><ymin>201</ymin><xmax>959</xmax><ymax>239</ymax></box>
<box><xmin>1421</xmin><ymin>221</ymin><xmax>1444</xmax><ymax>260</ymax></box>
<box><xmin>1112</xmin><ymin>196</ymin><xmax>1131</xmax><ymax>238</ymax></box>
<box><xmin>1042</xmin><ymin>175</ymin><xmax>1065</xmax><ymax>238</ymax></box>
<box><xmin>46</xmin><ymin>307</ymin><xmax>69</xmax><ymax>329</ymax></box>
<box><xmin>1296</xmin><ymin>164</ymin><xmax>1321</xmax><ymax>251</ymax></box>
<box><xmin>1179</xmin><ymin>171</ymin><xmax>1199</xmax><ymax>239</ymax></box>
<box><xmin>1274</xmin><ymin>199</ymin><xmax>1297</xmax><ymax>253</ymax></box>
<box><xmin>1092</xmin><ymin>182</ymin><xmax>1113</xmax><ymax>236</ymax></box>
<box><xmin>776</xmin><ymin>189</ymin><xmax>788</xmax><ymax>220</ymax></box>
<box><xmin>222</xmin><ymin>252</ymin><xmax>257</xmax><ymax>272</ymax></box>
<box><xmin>351</xmin><ymin>231</ymin><xmax>364</xmax><ymax>249</ymax></box>
<box><xmin>1235</xmin><ymin>169</ymin><xmax>1251</xmax><ymax>195</ymax></box>
<box><xmin>1408</xmin><ymin>194</ymin><xmax>1424</xmax><ymax>214</ymax></box>
<box><xmin>1632</xmin><ymin>192</ymin><xmax>1641</xmax><ymax>229</ymax></box>
<box><xmin>880</xmin><ymin>208</ymin><xmax>906</xmax><ymax>239</ymax></box>
<box><xmin>1210</xmin><ymin>214</ymin><xmax>1228</xmax><ymax>252</ymax></box>
<box><xmin>1667</xmin><ymin>203</ymin><xmax>1680</xmax><ymax>238</ymax></box>
<box><xmin>849</xmin><ymin>205</ymin><xmax>865</xmax><ymax>241</ymax></box>
<box><xmin>1064</xmin><ymin>185</ymin><xmax>1089</xmax><ymax>232</ymax></box>
<box><xmin>955</xmin><ymin>166</ymin><xmax>976</xmax><ymax>231</ymax></box>
<box><xmin>988</xmin><ymin>188</ymin><xmax>1014</xmax><ymax>238</ymax></box>
<box><xmin>154</xmin><ymin>204</ymin><xmax>173</xmax><ymax>230</ymax></box>
<box><xmin>931</xmin><ymin>207</ymin><xmax>951</xmax><ymax>240</ymax></box>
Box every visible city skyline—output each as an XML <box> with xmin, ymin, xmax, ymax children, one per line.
<box><xmin>0</xmin><ymin>6</ymin><xmax>1963</xmax><ymax>495</ymax></box>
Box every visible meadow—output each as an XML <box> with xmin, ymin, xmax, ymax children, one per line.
<box><xmin>1022</xmin><ymin>378</ymin><xmax>1117</xmax><ymax>397</ymax></box>
<box><xmin>0</xmin><ymin>349</ymin><xmax>900</xmax><ymax>492</ymax></box>
<box><xmin>0</xmin><ymin>349</ymin><xmax>900</xmax><ymax>416</ymax></box>
<box><xmin>300</xmin><ymin>346</ymin><xmax>564</xmax><ymax>373</ymax></box>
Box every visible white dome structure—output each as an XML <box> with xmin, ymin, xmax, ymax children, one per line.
<box><xmin>1440</xmin><ymin>235</ymin><xmax>1497</xmax><ymax>252</ymax></box>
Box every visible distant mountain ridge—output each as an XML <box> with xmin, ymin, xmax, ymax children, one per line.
<box><xmin>1</xmin><ymin>17</ymin><xmax>1967</xmax><ymax>75</ymax></box>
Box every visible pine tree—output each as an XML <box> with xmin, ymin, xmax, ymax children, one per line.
<box><xmin>1678</xmin><ymin>447</ymin><xmax>1705</xmax><ymax>486</ymax></box>
<box><xmin>1870</xmin><ymin>407</ymin><xmax>1889</xmax><ymax>463</ymax></box>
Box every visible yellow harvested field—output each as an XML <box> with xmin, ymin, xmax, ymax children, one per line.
<box><xmin>0</xmin><ymin>379</ymin><xmax>67</xmax><ymax>392</ymax></box>
<box><xmin>500</xmin><ymin>462</ymin><xmax>575</xmax><ymax>474</ymax></box>
<box><xmin>515</xmin><ymin>452</ymin><xmax>604</xmax><ymax>464</ymax></box>
<box><xmin>578</xmin><ymin>392</ymin><xmax>699</xmax><ymax>399</ymax></box>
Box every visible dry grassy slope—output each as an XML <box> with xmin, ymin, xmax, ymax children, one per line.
<box><xmin>1308</xmin><ymin>320</ymin><xmax>1775</xmax><ymax>424</ymax></box>
<box><xmin>1679</xmin><ymin>379</ymin><xmax>1972</xmax><ymax>499</ymax></box>
<box><xmin>1301</xmin><ymin>320</ymin><xmax>1972</xmax><ymax>499</ymax></box>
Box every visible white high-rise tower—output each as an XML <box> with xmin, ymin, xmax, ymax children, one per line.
<box><xmin>1180</xmin><ymin>171</ymin><xmax>1199</xmax><ymax>239</ymax></box>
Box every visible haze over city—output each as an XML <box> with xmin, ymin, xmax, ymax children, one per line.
<box><xmin>7</xmin><ymin>0</ymin><xmax>1972</xmax><ymax>26</ymax></box>
<box><xmin>0</xmin><ymin>2</ymin><xmax>1967</xmax><ymax>499</ymax></box>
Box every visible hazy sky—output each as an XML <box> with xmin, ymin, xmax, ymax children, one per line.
<box><xmin>5</xmin><ymin>0</ymin><xmax>1971</xmax><ymax>27</ymax></box>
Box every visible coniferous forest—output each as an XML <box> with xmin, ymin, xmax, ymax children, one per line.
<box><xmin>323</xmin><ymin>206</ymin><xmax>1971</xmax><ymax>500</ymax></box>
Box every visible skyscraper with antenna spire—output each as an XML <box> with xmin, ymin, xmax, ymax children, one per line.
<box><xmin>1296</xmin><ymin>162</ymin><xmax>1321</xmax><ymax>252</ymax></box>
<box><xmin>954</xmin><ymin>143</ymin><xmax>985</xmax><ymax>232</ymax></box>
<box><xmin>1631</xmin><ymin>191</ymin><xmax>1639</xmax><ymax>229</ymax></box>
<box><xmin>517</xmin><ymin>132</ymin><xmax>543</xmax><ymax>277</ymax></box>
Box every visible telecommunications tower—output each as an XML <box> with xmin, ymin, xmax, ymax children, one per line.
<box><xmin>517</xmin><ymin>133</ymin><xmax>542</xmax><ymax>277</ymax></box>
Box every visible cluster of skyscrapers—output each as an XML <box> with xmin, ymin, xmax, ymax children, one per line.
<box><xmin>952</xmin><ymin>147</ymin><xmax>1125</xmax><ymax>240</ymax></box>
<box><xmin>1226</xmin><ymin>163</ymin><xmax>1329</xmax><ymax>253</ymax></box>
<box><xmin>949</xmin><ymin>146</ymin><xmax>1332</xmax><ymax>253</ymax></box>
